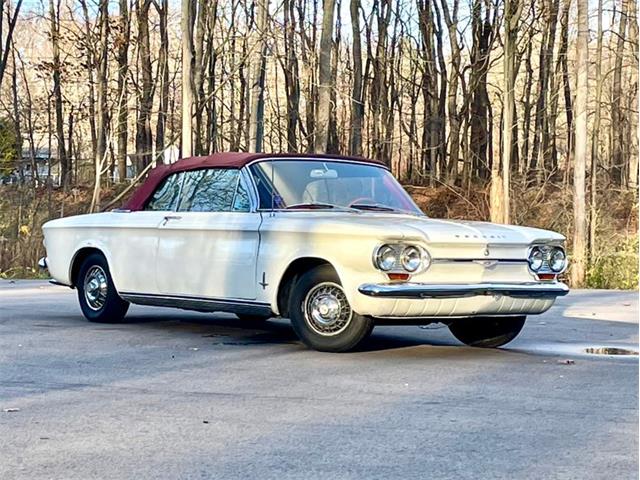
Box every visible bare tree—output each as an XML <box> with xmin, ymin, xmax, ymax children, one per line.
<box><xmin>116</xmin><ymin>0</ymin><xmax>130</xmax><ymax>181</ymax></box>
<box><xmin>349</xmin><ymin>0</ymin><xmax>363</xmax><ymax>156</ymax></box>
<box><xmin>248</xmin><ymin>0</ymin><xmax>268</xmax><ymax>152</ymax></box>
<box><xmin>314</xmin><ymin>0</ymin><xmax>336</xmax><ymax>153</ymax></box>
<box><xmin>571</xmin><ymin>0</ymin><xmax>588</xmax><ymax>286</ymax></box>
<box><xmin>181</xmin><ymin>0</ymin><xmax>195</xmax><ymax>157</ymax></box>
<box><xmin>48</xmin><ymin>0</ymin><xmax>69</xmax><ymax>187</ymax></box>
<box><xmin>0</xmin><ymin>0</ymin><xmax>22</xmax><ymax>90</ymax></box>
<box><xmin>492</xmin><ymin>0</ymin><xmax>522</xmax><ymax>224</ymax></box>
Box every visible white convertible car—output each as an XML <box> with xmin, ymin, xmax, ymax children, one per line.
<box><xmin>41</xmin><ymin>153</ymin><xmax>569</xmax><ymax>352</ymax></box>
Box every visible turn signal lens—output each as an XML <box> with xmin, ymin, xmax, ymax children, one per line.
<box><xmin>537</xmin><ymin>273</ymin><xmax>557</xmax><ymax>281</ymax></box>
<box><xmin>388</xmin><ymin>273</ymin><xmax>410</xmax><ymax>281</ymax></box>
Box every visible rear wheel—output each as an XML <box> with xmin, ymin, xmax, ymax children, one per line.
<box><xmin>448</xmin><ymin>316</ymin><xmax>526</xmax><ymax>348</ymax></box>
<box><xmin>76</xmin><ymin>253</ymin><xmax>129</xmax><ymax>323</ymax></box>
<box><xmin>288</xmin><ymin>265</ymin><xmax>374</xmax><ymax>352</ymax></box>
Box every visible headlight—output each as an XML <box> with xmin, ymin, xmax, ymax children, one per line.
<box><xmin>375</xmin><ymin>245</ymin><xmax>397</xmax><ymax>271</ymax></box>
<box><xmin>374</xmin><ymin>244</ymin><xmax>431</xmax><ymax>273</ymax></box>
<box><xmin>401</xmin><ymin>246</ymin><xmax>423</xmax><ymax>272</ymax></box>
<box><xmin>549</xmin><ymin>247</ymin><xmax>566</xmax><ymax>272</ymax></box>
<box><xmin>528</xmin><ymin>247</ymin><xmax>544</xmax><ymax>271</ymax></box>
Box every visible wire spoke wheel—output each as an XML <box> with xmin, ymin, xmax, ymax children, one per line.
<box><xmin>303</xmin><ymin>282</ymin><xmax>353</xmax><ymax>336</ymax></box>
<box><xmin>83</xmin><ymin>265</ymin><xmax>108</xmax><ymax>311</ymax></box>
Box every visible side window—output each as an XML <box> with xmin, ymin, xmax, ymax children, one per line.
<box><xmin>145</xmin><ymin>173</ymin><xmax>183</xmax><ymax>211</ymax></box>
<box><xmin>232</xmin><ymin>175</ymin><xmax>251</xmax><ymax>212</ymax></box>
<box><xmin>178</xmin><ymin>169</ymin><xmax>240</xmax><ymax>212</ymax></box>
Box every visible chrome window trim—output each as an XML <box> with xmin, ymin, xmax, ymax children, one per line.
<box><xmin>239</xmin><ymin>166</ymin><xmax>260</xmax><ymax>213</ymax></box>
<box><xmin>245</xmin><ymin>156</ymin><xmax>391</xmax><ymax>171</ymax></box>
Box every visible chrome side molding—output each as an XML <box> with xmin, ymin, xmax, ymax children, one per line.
<box><xmin>120</xmin><ymin>291</ymin><xmax>273</xmax><ymax>316</ymax></box>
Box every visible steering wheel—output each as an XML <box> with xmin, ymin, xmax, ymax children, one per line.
<box><xmin>348</xmin><ymin>197</ymin><xmax>377</xmax><ymax>207</ymax></box>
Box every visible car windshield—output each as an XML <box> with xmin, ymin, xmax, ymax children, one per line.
<box><xmin>249</xmin><ymin>159</ymin><xmax>423</xmax><ymax>215</ymax></box>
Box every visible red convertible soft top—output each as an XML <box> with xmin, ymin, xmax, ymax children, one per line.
<box><xmin>122</xmin><ymin>152</ymin><xmax>385</xmax><ymax>211</ymax></box>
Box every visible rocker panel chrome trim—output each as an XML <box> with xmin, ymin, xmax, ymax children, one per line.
<box><xmin>120</xmin><ymin>292</ymin><xmax>273</xmax><ymax>316</ymax></box>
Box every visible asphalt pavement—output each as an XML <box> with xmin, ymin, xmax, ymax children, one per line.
<box><xmin>1</xmin><ymin>280</ymin><xmax>638</xmax><ymax>479</ymax></box>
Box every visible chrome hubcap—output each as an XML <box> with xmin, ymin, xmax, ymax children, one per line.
<box><xmin>303</xmin><ymin>282</ymin><xmax>352</xmax><ymax>336</ymax></box>
<box><xmin>83</xmin><ymin>266</ymin><xmax>108</xmax><ymax>311</ymax></box>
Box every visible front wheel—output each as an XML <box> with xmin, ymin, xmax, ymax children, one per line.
<box><xmin>289</xmin><ymin>265</ymin><xmax>374</xmax><ymax>352</ymax></box>
<box><xmin>448</xmin><ymin>316</ymin><xmax>526</xmax><ymax>348</ymax></box>
<box><xmin>77</xmin><ymin>253</ymin><xmax>129</xmax><ymax>323</ymax></box>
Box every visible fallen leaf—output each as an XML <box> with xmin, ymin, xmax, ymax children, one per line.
<box><xmin>557</xmin><ymin>359</ymin><xmax>575</xmax><ymax>365</ymax></box>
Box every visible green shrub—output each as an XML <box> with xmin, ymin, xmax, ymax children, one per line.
<box><xmin>586</xmin><ymin>235</ymin><xmax>639</xmax><ymax>290</ymax></box>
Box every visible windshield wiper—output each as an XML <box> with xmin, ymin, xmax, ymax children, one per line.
<box><xmin>350</xmin><ymin>203</ymin><xmax>398</xmax><ymax>212</ymax></box>
<box><xmin>285</xmin><ymin>202</ymin><xmax>338</xmax><ymax>210</ymax></box>
<box><xmin>285</xmin><ymin>202</ymin><xmax>360</xmax><ymax>213</ymax></box>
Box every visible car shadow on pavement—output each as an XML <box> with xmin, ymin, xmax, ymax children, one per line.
<box><xmin>115</xmin><ymin>312</ymin><xmax>477</xmax><ymax>354</ymax></box>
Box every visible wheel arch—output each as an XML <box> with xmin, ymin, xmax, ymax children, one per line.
<box><xmin>275</xmin><ymin>257</ymin><xmax>339</xmax><ymax>318</ymax></box>
<box><xmin>69</xmin><ymin>246</ymin><xmax>111</xmax><ymax>287</ymax></box>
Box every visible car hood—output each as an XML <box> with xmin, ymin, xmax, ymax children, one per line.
<box><xmin>388</xmin><ymin>216</ymin><xmax>565</xmax><ymax>245</ymax></box>
<box><xmin>333</xmin><ymin>213</ymin><xmax>565</xmax><ymax>260</ymax></box>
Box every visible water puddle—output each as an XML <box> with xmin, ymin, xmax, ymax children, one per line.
<box><xmin>583</xmin><ymin>347</ymin><xmax>638</xmax><ymax>356</ymax></box>
<box><xmin>512</xmin><ymin>342</ymin><xmax>639</xmax><ymax>360</ymax></box>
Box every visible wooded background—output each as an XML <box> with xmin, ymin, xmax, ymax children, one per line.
<box><xmin>0</xmin><ymin>0</ymin><xmax>638</xmax><ymax>288</ymax></box>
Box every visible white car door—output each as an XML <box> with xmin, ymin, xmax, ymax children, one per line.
<box><xmin>155</xmin><ymin>168</ymin><xmax>262</xmax><ymax>300</ymax></box>
<box><xmin>114</xmin><ymin>171</ymin><xmax>185</xmax><ymax>295</ymax></box>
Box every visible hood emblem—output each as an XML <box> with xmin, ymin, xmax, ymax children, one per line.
<box><xmin>483</xmin><ymin>247</ymin><xmax>490</xmax><ymax>257</ymax></box>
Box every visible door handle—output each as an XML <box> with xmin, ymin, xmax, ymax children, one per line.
<box><xmin>161</xmin><ymin>215</ymin><xmax>182</xmax><ymax>226</ymax></box>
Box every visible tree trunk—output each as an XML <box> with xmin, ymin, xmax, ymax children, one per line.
<box><xmin>155</xmin><ymin>0</ymin><xmax>170</xmax><ymax>160</ymax></box>
<box><xmin>181</xmin><ymin>0</ymin><xmax>195</xmax><ymax>158</ymax></box>
<box><xmin>589</xmin><ymin>0</ymin><xmax>604</xmax><ymax>260</ymax></box>
<box><xmin>116</xmin><ymin>0</ymin><xmax>130</xmax><ymax>181</ymax></box>
<box><xmin>314</xmin><ymin>0</ymin><xmax>337</xmax><ymax>153</ymax></box>
<box><xmin>96</xmin><ymin>0</ymin><xmax>109</xmax><ymax>177</ymax></box>
<box><xmin>530</xmin><ymin>0</ymin><xmax>559</xmax><ymax>181</ymax></box>
<box><xmin>571</xmin><ymin>0</ymin><xmax>589</xmax><ymax>287</ymax></box>
<box><xmin>439</xmin><ymin>0</ymin><xmax>461</xmax><ymax>184</ymax></box>
<box><xmin>136</xmin><ymin>0</ymin><xmax>153</xmax><ymax>171</ymax></box>
<box><xmin>349</xmin><ymin>0</ymin><xmax>364</xmax><ymax>156</ymax></box>
<box><xmin>627</xmin><ymin>0</ymin><xmax>638</xmax><ymax>190</ymax></box>
<box><xmin>283</xmin><ymin>0</ymin><xmax>300</xmax><ymax>151</ymax></box>
<box><xmin>611</xmin><ymin>0</ymin><xmax>629</xmax><ymax>185</ymax></box>
<box><xmin>493</xmin><ymin>0</ymin><xmax>521</xmax><ymax>224</ymax></box>
<box><xmin>0</xmin><ymin>0</ymin><xmax>23</xmax><ymax>91</ymax></box>
<box><xmin>248</xmin><ymin>0</ymin><xmax>268</xmax><ymax>153</ymax></box>
<box><xmin>48</xmin><ymin>0</ymin><xmax>68</xmax><ymax>187</ymax></box>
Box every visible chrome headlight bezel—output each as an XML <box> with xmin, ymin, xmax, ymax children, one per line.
<box><xmin>527</xmin><ymin>244</ymin><xmax>567</xmax><ymax>274</ymax></box>
<box><xmin>373</xmin><ymin>243</ymin><xmax>431</xmax><ymax>274</ymax></box>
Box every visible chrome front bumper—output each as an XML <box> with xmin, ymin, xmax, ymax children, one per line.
<box><xmin>358</xmin><ymin>282</ymin><xmax>569</xmax><ymax>299</ymax></box>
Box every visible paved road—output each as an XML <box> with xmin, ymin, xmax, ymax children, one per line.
<box><xmin>1</xmin><ymin>281</ymin><xmax>637</xmax><ymax>479</ymax></box>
